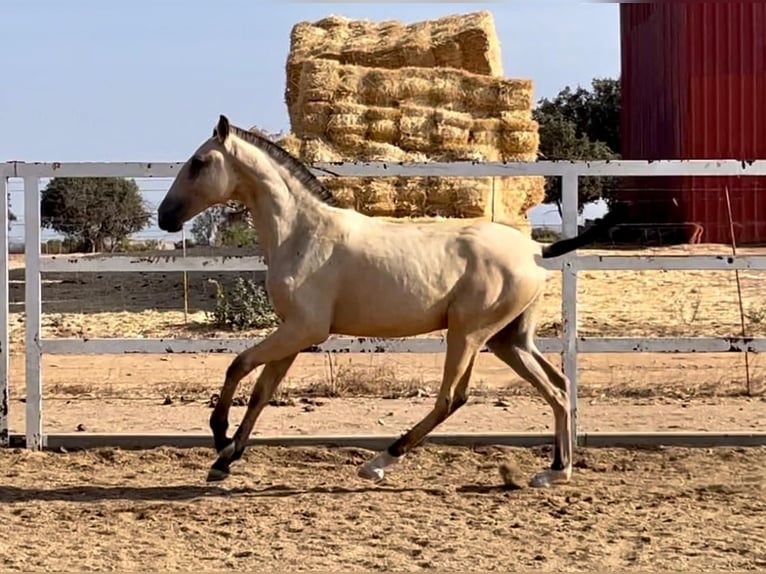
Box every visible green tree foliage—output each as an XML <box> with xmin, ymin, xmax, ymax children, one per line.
<box><xmin>533</xmin><ymin>77</ymin><xmax>621</xmax><ymax>213</ymax></box>
<box><xmin>40</xmin><ymin>177</ymin><xmax>151</xmax><ymax>253</ymax></box>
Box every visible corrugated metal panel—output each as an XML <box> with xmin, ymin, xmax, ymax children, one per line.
<box><xmin>683</xmin><ymin>2</ymin><xmax>766</xmax><ymax>244</ymax></box>
<box><xmin>620</xmin><ymin>3</ymin><xmax>766</xmax><ymax>244</ymax></box>
<box><xmin>619</xmin><ymin>4</ymin><xmax>687</xmax><ymax>231</ymax></box>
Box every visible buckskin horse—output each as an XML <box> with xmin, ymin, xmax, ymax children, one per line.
<box><xmin>157</xmin><ymin>115</ymin><xmax>622</xmax><ymax>487</ymax></box>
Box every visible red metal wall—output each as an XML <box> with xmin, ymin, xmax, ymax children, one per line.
<box><xmin>620</xmin><ymin>3</ymin><xmax>766</xmax><ymax>244</ymax></box>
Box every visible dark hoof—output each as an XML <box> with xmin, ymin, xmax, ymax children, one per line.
<box><xmin>206</xmin><ymin>465</ymin><xmax>230</xmax><ymax>482</ymax></box>
<box><xmin>206</xmin><ymin>456</ymin><xmax>231</xmax><ymax>482</ymax></box>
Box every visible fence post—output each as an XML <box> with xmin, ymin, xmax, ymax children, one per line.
<box><xmin>560</xmin><ymin>171</ymin><xmax>579</xmax><ymax>445</ymax></box>
<box><xmin>0</xmin><ymin>174</ymin><xmax>9</xmax><ymax>447</ymax></box>
<box><xmin>24</xmin><ymin>176</ymin><xmax>43</xmax><ymax>450</ymax></box>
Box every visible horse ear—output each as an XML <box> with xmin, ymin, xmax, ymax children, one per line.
<box><xmin>215</xmin><ymin>114</ymin><xmax>230</xmax><ymax>143</ymax></box>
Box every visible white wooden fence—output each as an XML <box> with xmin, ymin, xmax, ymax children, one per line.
<box><xmin>2</xmin><ymin>159</ymin><xmax>766</xmax><ymax>451</ymax></box>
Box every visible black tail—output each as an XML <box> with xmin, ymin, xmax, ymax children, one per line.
<box><xmin>540</xmin><ymin>202</ymin><xmax>629</xmax><ymax>259</ymax></box>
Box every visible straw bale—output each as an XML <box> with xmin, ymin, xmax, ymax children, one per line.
<box><xmin>431</xmin><ymin>109</ymin><xmax>473</xmax><ymax>147</ymax></box>
<box><xmin>292</xmin><ymin>59</ymin><xmax>533</xmax><ymax>120</ymax></box>
<box><xmin>295</xmin><ymin>59</ymin><xmax>340</xmax><ymax>107</ymax></box>
<box><xmin>325</xmin><ymin>103</ymin><xmax>368</xmax><ymax>136</ymax></box>
<box><xmin>358</xmin><ymin>141</ymin><xmax>425</xmax><ymax>162</ymax></box>
<box><xmin>365</xmin><ymin>106</ymin><xmax>402</xmax><ymax>144</ymax></box>
<box><xmin>468</xmin><ymin>118</ymin><xmax>501</xmax><ymax>147</ymax></box>
<box><xmin>298</xmin><ymin>102</ymin><xmax>333</xmax><ymax>137</ymax></box>
<box><xmin>393</xmin><ymin>178</ymin><xmax>428</xmax><ymax>215</ymax></box>
<box><xmin>356</xmin><ymin>179</ymin><xmax>398</xmax><ymax>216</ymax></box>
<box><xmin>275</xmin><ymin>133</ymin><xmax>302</xmax><ymax>157</ymax></box>
<box><xmin>323</xmin><ymin>179</ymin><xmax>357</xmax><ymax>209</ymax></box>
<box><xmin>291</xmin><ymin>137</ymin><xmax>344</xmax><ymax>163</ymax></box>
<box><xmin>399</xmin><ymin>104</ymin><xmax>435</xmax><ymax>152</ymax></box>
<box><xmin>311</xmin><ymin>170</ymin><xmax>543</xmax><ymax>231</ymax></box>
<box><xmin>286</xmin><ymin>11</ymin><xmax>502</xmax><ymax>114</ymax></box>
<box><xmin>499</xmin><ymin>130</ymin><xmax>540</xmax><ymax>157</ymax></box>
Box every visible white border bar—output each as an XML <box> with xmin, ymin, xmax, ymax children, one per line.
<box><xmin>37</xmin><ymin>254</ymin><xmax>766</xmax><ymax>274</ymax></box>
<box><xmin>8</xmin><ymin>159</ymin><xmax>766</xmax><ymax>178</ymax></box>
<box><xmin>40</xmin><ymin>336</ymin><xmax>565</xmax><ymax>355</ymax></box>
<box><xmin>23</xmin><ymin>176</ymin><xmax>43</xmax><ymax>450</ymax></box>
<box><xmin>39</xmin><ymin>336</ymin><xmax>766</xmax><ymax>355</ymax></box>
<box><xmin>40</xmin><ymin>254</ymin><xmax>268</xmax><ymax>273</ymax></box>
<box><xmin>0</xmin><ymin>177</ymin><xmax>9</xmax><ymax>447</ymax></box>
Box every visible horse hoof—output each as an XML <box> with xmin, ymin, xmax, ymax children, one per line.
<box><xmin>357</xmin><ymin>464</ymin><xmax>385</xmax><ymax>482</ymax></box>
<box><xmin>206</xmin><ymin>466</ymin><xmax>230</xmax><ymax>482</ymax></box>
<box><xmin>529</xmin><ymin>468</ymin><xmax>571</xmax><ymax>488</ymax></box>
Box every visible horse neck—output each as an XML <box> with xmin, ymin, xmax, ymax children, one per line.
<box><xmin>231</xmin><ymin>143</ymin><xmax>327</xmax><ymax>261</ymax></box>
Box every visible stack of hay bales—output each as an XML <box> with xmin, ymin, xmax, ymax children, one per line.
<box><xmin>279</xmin><ymin>11</ymin><xmax>544</xmax><ymax>233</ymax></box>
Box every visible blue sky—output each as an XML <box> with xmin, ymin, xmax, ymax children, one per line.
<box><xmin>1</xmin><ymin>0</ymin><xmax>620</xmax><ymax>236</ymax></box>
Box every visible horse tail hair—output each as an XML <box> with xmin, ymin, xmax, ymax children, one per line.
<box><xmin>540</xmin><ymin>202</ymin><xmax>629</xmax><ymax>259</ymax></box>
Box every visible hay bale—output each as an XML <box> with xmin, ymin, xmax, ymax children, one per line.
<box><xmin>292</xmin><ymin>60</ymin><xmax>533</xmax><ymax>122</ymax></box>
<box><xmin>365</xmin><ymin>107</ymin><xmax>402</xmax><ymax>144</ymax></box>
<box><xmin>498</xmin><ymin>118</ymin><xmax>540</xmax><ymax>158</ymax></box>
<box><xmin>275</xmin><ymin>133</ymin><xmax>302</xmax><ymax>157</ymax></box>
<box><xmin>299</xmin><ymin>102</ymin><xmax>332</xmax><ymax>137</ymax></box>
<box><xmin>399</xmin><ymin>104</ymin><xmax>435</xmax><ymax>152</ymax></box>
<box><xmin>432</xmin><ymin>109</ymin><xmax>473</xmax><ymax>148</ymax></box>
<box><xmin>356</xmin><ymin>179</ymin><xmax>398</xmax><ymax>216</ymax></box>
<box><xmin>358</xmin><ymin>141</ymin><xmax>426</xmax><ymax>162</ymax></box>
<box><xmin>312</xmin><ymin>170</ymin><xmax>543</xmax><ymax>236</ymax></box>
<box><xmin>286</xmin><ymin>10</ymin><xmax>503</xmax><ymax>116</ymax></box>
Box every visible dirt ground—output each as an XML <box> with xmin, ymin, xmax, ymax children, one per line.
<box><xmin>1</xmin><ymin>445</ymin><xmax>764</xmax><ymax>571</ymax></box>
<box><xmin>3</xmin><ymin>245</ymin><xmax>766</xmax><ymax>571</ymax></box>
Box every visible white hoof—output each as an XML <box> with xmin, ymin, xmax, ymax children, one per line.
<box><xmin>358</xmin><ymin>451</ymin><xmax>403</xmax><ymax>482</ymax></box>
<box><xmin>529</xmin><ymin>468</ymin><xmax>571</xmax><ymax>488</ymax></box>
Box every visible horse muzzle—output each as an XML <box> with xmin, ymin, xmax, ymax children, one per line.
<box><xmin>157</xmin><ymin>200</ymin><xmax>185</xmax><ymax>233</ymax></box>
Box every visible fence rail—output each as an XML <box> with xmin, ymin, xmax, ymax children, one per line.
<box><xmin>3</xmin><ymin>159</ymin><xmax>766</xmax><ymax>451</ymax></box>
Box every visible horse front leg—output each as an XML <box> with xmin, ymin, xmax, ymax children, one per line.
<box><xmin>208</xmin><ymin>321</ymin><xmax>326</xmax><ymax>480</ymax></box>
<box><xmin>207</xmin><ymin>353</ymin><xmax>297</xmax><ymax>482</ymax></box>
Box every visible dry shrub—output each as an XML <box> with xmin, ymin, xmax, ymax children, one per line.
<box><xmin>305</xmin><ymin>361</ymin><xmax>427</xmax><ymax>399</ymax></box>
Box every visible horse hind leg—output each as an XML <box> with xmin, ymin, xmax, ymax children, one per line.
<box><xmin>487</xmin><ymin>306</ymin><xmax>573</xmax><ymax>488</ymax></box>
<box><xmin>357</xmin><ymin>327</ymin><xmax>482</xmax><ymax>482</ymax></box>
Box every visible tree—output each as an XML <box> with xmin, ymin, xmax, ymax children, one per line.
<box><xmin>40</xmin><ymin>177</ymin><xmax>151</xmax><ymax>253</ymax></box>
<box><xmin>533</xmin><ymin>77</ymin><xmax>621</xmax><ymax>214</ymax></box>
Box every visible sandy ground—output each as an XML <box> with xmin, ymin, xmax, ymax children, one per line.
<box><xmin>1</xmin><ymin>445</ymin><xmax>764</xmax><ymax>571</ymax></box>
<box><xmin>4</xmin><ymin>350</ymin><xmax>765</xmax><ymax>436</ymax></box>
<box><xmin>3</xmin><ymin>245</ymin><xmax>766</xmax><ymax>571</ymax></box>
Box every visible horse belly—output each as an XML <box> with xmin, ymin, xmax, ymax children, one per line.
<box><xmin>330</xmin><ymin>272</ymin><xmax>451</xmax><ymax>337</ymax></box>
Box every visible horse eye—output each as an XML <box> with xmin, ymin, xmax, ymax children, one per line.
<box><xmin>189</xmin><ymin>156</ymin><xmax>206</xmax><ymax>176</ymax></box>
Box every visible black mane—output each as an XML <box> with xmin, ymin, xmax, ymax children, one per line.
<box><xmin>230</xmin><ymin>125</ymin><xmax>339</xmax><ymax>207</ymax></box>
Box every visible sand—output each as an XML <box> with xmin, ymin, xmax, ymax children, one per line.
<box><xmin>1</xmin><ymin>445</ymin><xmax>764</xmax><ymax>571</ymax></box>
<box><xmin>3</xmin><ymin>243</ymin><xmax>766</xmax><ymax>571</ymax></box>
